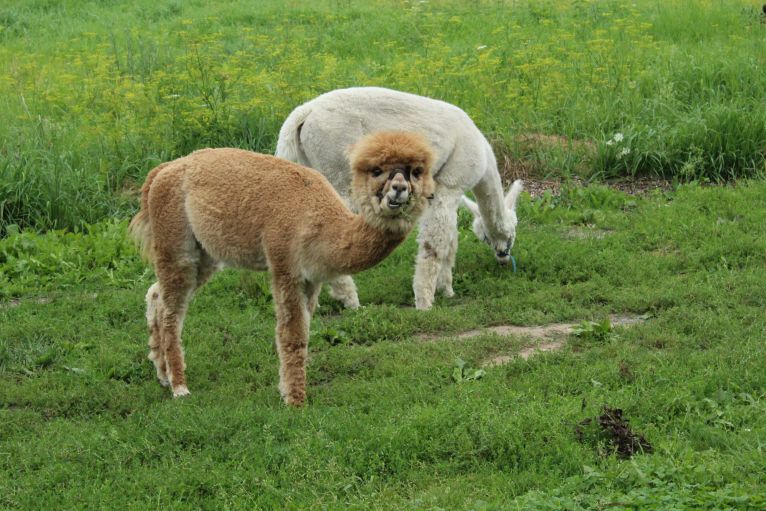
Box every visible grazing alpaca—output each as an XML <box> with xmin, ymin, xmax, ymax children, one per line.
<box><xmin>276</xmin><ymin>86</ymin><xmax>523</xmax><ymax>310</ymax></box>
<box><xmin>129</xmin><ymin>132</ymin><xmax>435</xmax><ymax>405</ymax></box>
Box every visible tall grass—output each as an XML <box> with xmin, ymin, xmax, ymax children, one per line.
<box><xmin>1</xmin><ymin>0</ymin><xmax>766</xmax><ymax>232</ymax></box>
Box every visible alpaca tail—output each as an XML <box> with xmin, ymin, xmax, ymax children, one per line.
<box><xmin>275</xmin><ymin>103</ymin><xmax>312</xmax><ymax>165</ymax></box>
<box><xmin>128</xmin><ymin>162</ymin><xmax>171</xmax><ymax>262</ymax></box>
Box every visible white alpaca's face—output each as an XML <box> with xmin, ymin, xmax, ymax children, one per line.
<box><xmin>471</xmin><ymin>213</ymin><xmax>517</xmax><ymax>265</ymax></box>
<box><xmin>462</xmin><ymin>180</ymin><xmax>523</xmax><ymax>266</ymax></box>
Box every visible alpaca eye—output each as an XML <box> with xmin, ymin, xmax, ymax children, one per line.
<box><xmin>371</xmin><ymin>167</ymin><xmax>383</xmax><ymax>177</ymax></box>
<box><xmin>412</xmin><ymin>168</ymin><xmax>423</xmax><ymax>179</ymax></box>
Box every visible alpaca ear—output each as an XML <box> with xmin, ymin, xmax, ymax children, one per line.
<box><xmin>461</xmin><ymin>196</ymin><xmax>481</xmax><ymax>218</ymax></box>
<box><xmin>504</xmin><ymin>180</ymin><xmax>524</xmax><ymax>211</ymax></box>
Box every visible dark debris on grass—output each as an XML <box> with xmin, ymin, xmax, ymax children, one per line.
<box><xmin>576</xmin><ymin>405</ymin><xmax>654</xmax><ymax>459</ymax></box>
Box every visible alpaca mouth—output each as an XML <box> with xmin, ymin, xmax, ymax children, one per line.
<box><xmin>384</xmin><ymin>195</ymin><xmax>413</xmax><ymax>212</ymax></box>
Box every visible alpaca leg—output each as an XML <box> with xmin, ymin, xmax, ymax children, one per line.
<box><xmin>413</xmin><ymin>249</ymin><xmax>440</xmax><ymax>310</ymax></box>
<box><xmin>436</xmin><ymin>231</ymin><xmax>458</xmax><ymax>298</ymax></box>
<box><xmin>145</xmin><ymin>282</ymin><xmax>169</xmax><ymax>387</ymax></box>
<box><xmin>155</xmin><ymin>268</ymin><xmax>197</xmax><ymax>398</ymax></box>
<box><xmin>272</xmin><ymin>275</ymin><xmax>310</xmax><ymax>406</ymax></box>
<box><xmin>413</xmin><ymin>190</ymin><xmax>462</xmax><ymax>310</ymax></box>
<box><xmin>304</xmin><ymin>280</ymin><xmax>322</xmax><ymax>316</ymax></box>
<box><xmin>163</xmin><ymin>251</ymin><xmax>217</xmax><ymax>397</ymax></box>
<box><xmin>150</xmin><ymin>222</ymin><xmax>207</xmax><ymax>398</ymax></box>
<box><xmin>145</xmin><ymin>251</ymin><xmax>216</xmax><ymax>392</ymax></box>
<box><xmin>327</xmin><ymin>275</ymin><xmax>360</xmax><ymax>309</ymax></box>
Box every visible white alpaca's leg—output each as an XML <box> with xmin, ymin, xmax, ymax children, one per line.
<box><xmin>272</xmin><ymin>275</ymin><xmax>311</xmax><ymax>406</ymax></box>
<box><xmin>414</xmin><ymin>249</ymin><xmax>440</xmax><ymax>310</ymax></box>
<box><xmin>413</xmin><ymin>190</ymin><xmax>462</xmax><ymax>310</ymax></box>
<box><xmin>328</xmin><ymin>275</ymin><xmax>360</xmax><ymax>309</ymax></box>
<box><xmin>436</xmin><ymin>232</ymin><xmax>458</xmax><ymax>298</ymax></box>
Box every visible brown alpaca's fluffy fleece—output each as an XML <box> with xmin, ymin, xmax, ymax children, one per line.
<box><xmin>129</xmin><ymin>132</ymin><xmax>435</xmax><ymax>405</ymax></box>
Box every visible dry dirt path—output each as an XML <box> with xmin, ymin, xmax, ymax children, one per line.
<box><xmin>419</xmin><ymin>314</ymin><xmax>646</xmax><ymax>366</ymax></box>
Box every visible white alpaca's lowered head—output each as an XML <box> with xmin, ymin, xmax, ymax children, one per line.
<box><xmin>461</xmin><ymin>180</ymin><xmax>523</xmax><ymax>265</ymax></box>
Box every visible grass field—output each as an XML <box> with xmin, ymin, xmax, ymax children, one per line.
<box><xmin>2</xmin><ymin>0</ymin><xmax>766</xmax><ymax>232</ymax></box>
<box><xmin>2</xmin><ymin>0</ymin><xmax>766</xmax><ymax>509</ymax></box>
<box><xmin>2</xmin><ymin>181</ymin><xmax>765</xmax><ymax>509</ymax></box>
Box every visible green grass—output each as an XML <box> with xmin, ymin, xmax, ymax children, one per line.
<box><xmin>2</xmin><ymin>0</ymin><xmax>766</xmax><ymax>507</ymax></box>
<box><xmin>2</xmin><ymin>0</ymin><xmax>766</xmax><ymax>232</ymax></box>
<box><xmin>2</xmin><ymin>183</ymin><xmax>765</xmax><ymax>509</ymax></box>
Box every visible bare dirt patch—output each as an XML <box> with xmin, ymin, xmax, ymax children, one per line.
<box><xmin>1</xmin><ymin>296</ymin><xmax>62</xmax><ymax>309</ymax></box>
<box><xmin>418</xmin><ymin>314</ymin><xmax>645</xmax><ymax>366</ymax></box>
<box><xmin>1</xmin><ymin>298</ymin><xmax>30</xmax><ymax>309</ymax></box>
<box><xmin>561</xmin><ymin>226</ymin><xmax>612</xmax><ymax>240</ymax></box>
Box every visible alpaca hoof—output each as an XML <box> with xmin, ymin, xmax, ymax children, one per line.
<box><xmin>415</xmin><ymin>298</ymin><xmax>433</xmax><ymax>310</ymax></box>
<box><xmin>342</xmin><ymin>296</ymin><xmax>360</xmax><ymax>309</ymax></box>
<box><xmin>442</xmin><ymin>287</ymin><xmax>455</xmax><ymax>298</ymax></box>
<box><xmin>158</xmin><ymin>376</ymin><xmax>170</xmax><ymax>388</ymax></box>
<box><xmin>172</xmin><ymin>385</ymin><xmax>190</xmax><ymax>398</ymax></box>
<box><xmin>283</xmin><ymin>394</ymin><xmax>305</xmax><ymax>407</ymax></box>
<box><xmin>280</xmin><ymin>383</ymin><xmax>305</xmax><ymax>406</ymax></box>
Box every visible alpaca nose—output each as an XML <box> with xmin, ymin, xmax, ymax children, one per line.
<box><xmin>389</xmin><ymin>173</ymin><xmax>409</xmax><ymax>197</ymax></box>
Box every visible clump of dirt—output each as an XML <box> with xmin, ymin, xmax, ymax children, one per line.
<box><xmin>576</xmin><ymin>406</ymin><xmax>653</xmax><ymax>459</ymax></box>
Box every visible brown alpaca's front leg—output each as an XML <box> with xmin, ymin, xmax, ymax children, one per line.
<box><xmin>272</xmin><ymin>275</ymin><xmax>311</xmax><ymax>406</ymax></box>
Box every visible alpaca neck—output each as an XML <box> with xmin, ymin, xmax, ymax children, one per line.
<box><xmin>317</xmin><ymin>211</ymin><xmax>412</xmax><ymax>277</ymax></box>
<box><xmin>472</xmin><ymin>166</ymin><xmax>510</xmax><ymax>237</ymax></box>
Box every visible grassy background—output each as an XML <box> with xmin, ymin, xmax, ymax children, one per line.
<box><xmin>2</xmin><ymin>0</ymin><xmax>766</xmax><ymax>508</ymax></box>
<box><xmin>2</xmin><ymin>182</ymin><xmax>765</xmax><ymax>509</ymax></box>
<box><xmin>2</xmin><ymin>0</ymin><xmax>766</xmax><ymax>232</ymax></box>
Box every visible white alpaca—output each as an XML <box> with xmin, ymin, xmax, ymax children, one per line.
<box><xmin>276</xmin><ymin>86</ymin><xmax>523</xmax><ymax>310</ymax></box>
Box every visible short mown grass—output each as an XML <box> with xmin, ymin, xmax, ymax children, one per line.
<box><xmin>2</xmin><ymin>183</ymin><xmax>765</xmax><ymax>509</ymax></box>
<box><xmin>2</xmin><ymin>0</ymin><xmax>766</xmax><ymax>232</ymax></box>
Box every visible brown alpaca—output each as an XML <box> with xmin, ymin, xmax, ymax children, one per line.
<box><xmin>129</xmin><ymin>132</ymin><xmax>435</xmax><ymax>405</ymax></box>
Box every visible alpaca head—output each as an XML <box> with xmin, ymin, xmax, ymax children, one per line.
<box><xmin>348</xmin><ymin>132</ymin><xmax>435</xmax><ymax>233</ymax></box>
<box><xmin>461</xmin><ymin>180</ymin><xmax>523</xmax><ymax>265</ymax></box>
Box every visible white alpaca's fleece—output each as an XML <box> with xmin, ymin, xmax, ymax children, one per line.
<box><xmin>277</xmin><ymin>87</ymin><xmax>522</xmax><ymax>310</ymax></box>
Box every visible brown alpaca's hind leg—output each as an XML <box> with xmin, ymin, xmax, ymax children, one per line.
<box><xmin>149</xmin><ymin>203</ymin><xmax>219</xmax><ymax>398</ymax></box>
<box><xmin>145</xmin><ymin>252</ymin><xmax>217</xmax><ymax>392</ymax></box>
<box><xmin>154</xmin><ymin>264</ymin><xmax>196</xmax><ymax>398</ymax></box>
<box><xmin>272</xmin><ymin>275</ymin><xmax>311</xmax><ymax>406</ymax></box>
<box><xmin>145</xmin><ymin>282</ymin><xmax>169</xmax><ymax>387</ymax></box>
